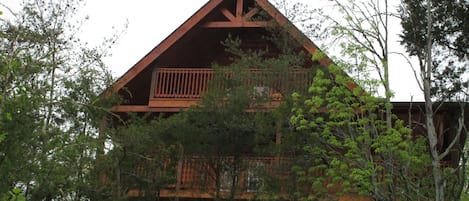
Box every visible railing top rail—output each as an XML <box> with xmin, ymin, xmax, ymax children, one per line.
<box><xmin>155</xmin><ymin>67</ymin><xmax>314</xmax><ymax>72</ymax></box>
<box><xmin>157</xmin><ymin>67</ymin><xmax>213</xmax><ymax>72</ymax></box>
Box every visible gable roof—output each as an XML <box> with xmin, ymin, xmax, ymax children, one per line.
<box><xmin>111</xmin><ymin>0</ymin><xmax>337</xmax><ymax>93</ymax></box>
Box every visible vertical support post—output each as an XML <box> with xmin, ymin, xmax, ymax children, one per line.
<box><xmin>175</xmin><ymin>144</ymin><xmax>184</xmax><ymax>201</ymax></box>
<box><xmin>236</xmin><ymin>0</ymin><xmax>243</xmax><ymax>20</ymax></box>
<box><xmin>175</xmin><ymin>159</ymin><xmax>183</xmax><ymax>198</ymax></box>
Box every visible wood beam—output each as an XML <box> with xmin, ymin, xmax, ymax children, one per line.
<box><xmin>236</xmin><ymin>0</ymin><xmax>243</xmax><ymax>19</ymax></box>
<box><xmin>204</xmin><ymin>0</ymin><xmax>266</xmax><ymax>28</ymax></box>
<box><xmin>243</xmin><ymin>7</ymin><xmax>259</xmax><ymax>20</ymax></box>
<box><xmin>111</xmin><ymin>105</ymin><xmax>185</xmax><ymax>113</ymax></box>
<box><xmin>203</xmin><ymin>21</ymin><xmax>271</xmax><ymax>28</ymax></box>
<box><xmin>112</xmin><ymin>105</ymin><xmax>150</xmax><ymax>112</ymax></box>
<box><xmin>220</xmin><ymin>8</ymin><xmax>236</xmax><ymax>21</ymax></box>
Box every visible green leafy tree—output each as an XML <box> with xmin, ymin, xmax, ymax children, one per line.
<box><xmin>1</xmin><ymin>188</ymin><xmax>26</xmax><ymax>201</ymax></box>
<box><xmin>317</xmin><ymin>0</ymin><xmax>393</xmax><ymax>111</ymax></box>
<box><xmin>277</xmin><ymin>0</ymin><xmax>420</xmax><ymax>199</ymax></box>
<box><xmin>170</xmin><ymin>36</ymin><xmax>286</xmax><ymax>200</ymax></box>
<box><xmin>0</xmin><ymin>0</ymin><xmax>116</xmax><ymax>200</ymax></box>
<box><xmin>290</xmin><ymin>56</ymin><xmax>431</xmax><ymax>200</ymax></box>
<box><xmin>102</xmin><ymin>114</ymin><xmax>180</xmax><ymax>200</ymax></box>
<box><xmin>400</xmin><ymin>0</ymin><xmax>468</xmax><ymax>200</ymax></box>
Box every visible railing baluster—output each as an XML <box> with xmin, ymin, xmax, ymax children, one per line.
<box><xmin>184</xmin><ymin>70</ymin><xmax>188</xmax><ymax>98</ymax></box>
<box><xmin>175</xmin><ymin>71</ymin><xmax>181</xmax><ymax>98</ymax></box>
<box><xmin>194</xmin><ymin>70</ymin><xmax>200</xmax><ymax>98</ymax></box>
<box><xmin>168</xmin><ymin>71</ymin><xmax>174</xmax><ymax>98</ymax></box>
<box><xmin>188</xmin><ymin>70</ymin><xmax>193</xmax><ymax>98</ymax></box>
<box><xmin>181</xmin><ymin>70</ymin><xmax>186</xmax><ymax>98</ymax></box>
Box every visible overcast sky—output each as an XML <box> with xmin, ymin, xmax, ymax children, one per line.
<box><xmin>1</xmin><ymin>0</ymin><xmax>423</xmax><ymax>101</ymax></box>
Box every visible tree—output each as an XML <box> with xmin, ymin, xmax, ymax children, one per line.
<box><xmin>290</xmin><ymin>57</ymin><xmax>433</xmax><ymax>200</ymax></box>
<box><xmin>400</xmin><ymin>0</ymin><xmax>468</xmax><ymax>200</ymax></box>
<box><xmin>317</xmin><ymin>0</ymin><xmax>393</xmax><ymax>128</ymax></box>
<box><xmin>282</xmin><ymin>0</ymin><xmax>416</xmax><ymax>199</ymax></box>
<box><xmin>167</xmin><ymin>34</ymin><xmax>307</xmax><ymax>200</ymax></box>
<box><xmin>302</xmin><ymin>5</ymin><xmax>404</xmax><ymax>196</ymax></box>
<box><xmin>101</xmin><ymin>114</ymin><xmax>180</xmax><ymax>200</ymax></box>
<box><xmin>0</xmin><ymin>0</ymin><xmax>116</xmax><ymax>200</ymax></box>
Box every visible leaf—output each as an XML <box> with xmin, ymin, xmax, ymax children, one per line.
<box><xmin>312</xmin><ymin>50</ymin><xmax>326</xmax><ymax>62</ymax></box>
<box><xmin>5</xmin><ymin>113</ymin><xmax>12</xmax><ymax>121</ymax></box>
<box><xmin>11</xmin><ymin>188</ymin><xmax>21</xmax><ymax>194</ymax></box>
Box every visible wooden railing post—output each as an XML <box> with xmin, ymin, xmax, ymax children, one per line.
<box><xmin>175</xmin><ymin>144</ymin><xmax>185</xmax><ymax>201</ymax></box>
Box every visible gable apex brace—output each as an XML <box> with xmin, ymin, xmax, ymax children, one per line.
<box><xmin>203</xmin><ymin>0</ymin><xmax>272</xmax><ymax>28</ymax></box>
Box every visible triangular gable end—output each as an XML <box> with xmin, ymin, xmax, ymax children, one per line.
<box><xmin>113</xmin><ymin>0</ymin><xmax>335</xmax><ymax>93</ymax></box>
<box><xmin>109</xmin><ymin>0</ymin><xmax>356</xmax><ymax>113</ymax></box>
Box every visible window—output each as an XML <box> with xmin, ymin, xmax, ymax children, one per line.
<box><xmin>247</xmin><ymin>161</ymin><xmax>265</xmax><ymax>192</ymax></box>
<box><xmin>253</xmin><ymin>86</ymin><xmax>269</xmax><ymax>97</ymax></box>
<box><xmin>220</xmin><ymin>168</ymin><xmax>235</xmax><ymax>192</ymax></box>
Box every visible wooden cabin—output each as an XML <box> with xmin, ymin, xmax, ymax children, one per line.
<box><xmin>103</xmin><ymin>0</ymin><xmax>466</xmax><ymax>200</ymax></box>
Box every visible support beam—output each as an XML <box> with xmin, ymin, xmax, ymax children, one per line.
<box><xmin>243</xmin><ymin>7</ymin><xmax>259</xmax><ymax>20</ymax></box>
<box><xmin>236</xmin><ymin>0</ymin><xmax>243</xmax><ymax>19</ymax></box>
<box><xmin>203</xmin><ymin>21</ymin><xmax>271</xmax><ymax>28</ymax></box>
<box><xmin>221</xmin><ymin>8</ymin><xmax>236</xmax><ymax>21</ymax></box>
<box><xmin>112</xmin><ymin>105</ymin><xmax>186</xmax><ymax>113</ymax></box>
<box><xmin>203</xmin><ymin>0</ymin><xmax>268</xmax><ymax>28</ymax></box>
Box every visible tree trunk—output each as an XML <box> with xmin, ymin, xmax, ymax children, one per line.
<box><xmin>424</xmin><ymin>95</ymin><xmax>444</xmax><ymax>201</ymax></box>
<box><xmin>424</xmin><ymin>1</ymin><xmax>444</xmax><ymax>200</ymax></box>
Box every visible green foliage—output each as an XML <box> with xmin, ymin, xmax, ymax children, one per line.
<box><xmin>317</xmin><ymin>0</ymin><xmax>390</xmax><ymax>97</ymax></box>
<box><xmin>0</xmin><ymin>0</ymin><xmax>117</xmax><ymax>200</ymax></box>
<box><xmin>291</xmin><ymin>65</ymin><xmax>432</xmax><ymax>200</ymax></box>
<box><xmin>1</xmin><ymin>188</ymin><xmax>26</xmax><ymax>201</ymax></box>
<box><xmin>400</xmin><ymin>0</ymin><xmax>469</xmax><ymax>100</ymax></box>
<box><xmin>101</xmin><ymin>114</ymin><xmax>180</xmax><ymax>200</ymax></box>
<box><xmin>400</xmin><ymin>1</ymin><xmax>468</xmax><ymax>200</ymax></box>
<box><xmin>462</xmin><ymin>193</ymin><xmax>469</xmax><ymax>201</ymax></box>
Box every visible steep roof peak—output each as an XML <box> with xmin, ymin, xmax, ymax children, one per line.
<box><xmin>112</xmin><ymin>0</ymin><xmax>332</xmax><ymax>92</ymax></box>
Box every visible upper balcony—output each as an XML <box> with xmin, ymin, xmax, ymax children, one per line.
<box><xmin>149</xmin><ymin>67</ymin><xmax>315</xmax><ymax>111</ymax></box>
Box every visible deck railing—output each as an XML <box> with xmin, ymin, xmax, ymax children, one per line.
<box><xmin>125</xmin><ymin>155</ymin><xmax>451</xmax><ymax>199</ymax></box>
<box><xmin>130</xmin><ymin>156</ymin><xmax>291</xmax><ymax>192</ymax></box>
<box><xmin>151</xmin><ymin>67</ymin><xmax>315</xmax><ymax>100</ymax></box>
<box><xmin>152</xmin><ymin>68</ymin><xmax>214</xmax><ymax>99</ymax></box>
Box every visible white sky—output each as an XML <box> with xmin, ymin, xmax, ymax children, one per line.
<box><xmin>0</xmin><ymin>0</ymin><xmax>423</xmax><ymax>101</ymax></box>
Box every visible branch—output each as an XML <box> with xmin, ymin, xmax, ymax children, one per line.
<box><xmin>438</xmin><ymin>104</ymin><xmax>466</xmax><ymax>160</ymax></box>
<box><xmin>374</xmin><ymin>0</ymin><xmax>388</xmax><ymax>45</ymax></box>
<box><xmin>361</xmin><ymin>0</ymin><xmax>386</xmax><ymax>53</ymax></box>
<box><xmin>389</xmin><ymin>51</ymin><xmax>423</xmax><ymax>91</ymax></box>
<box><xmin>408</xmin><ymin>96</ymin><xmax>413</xmax><ymax>127</ymax></box>
<box><xmin>349</xmin><ymin>7</ymin><xmax>383</xmax><ymax>60</ymax></box>
<box><xmin>0</xmin><ymin>2</ymin><xmax>17</xmax><ymax>17</ymax></box>
<box><xmin>434</xmin><ymin>101</ymin><xmax>445</xmax><ymax>115</ymax></box>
